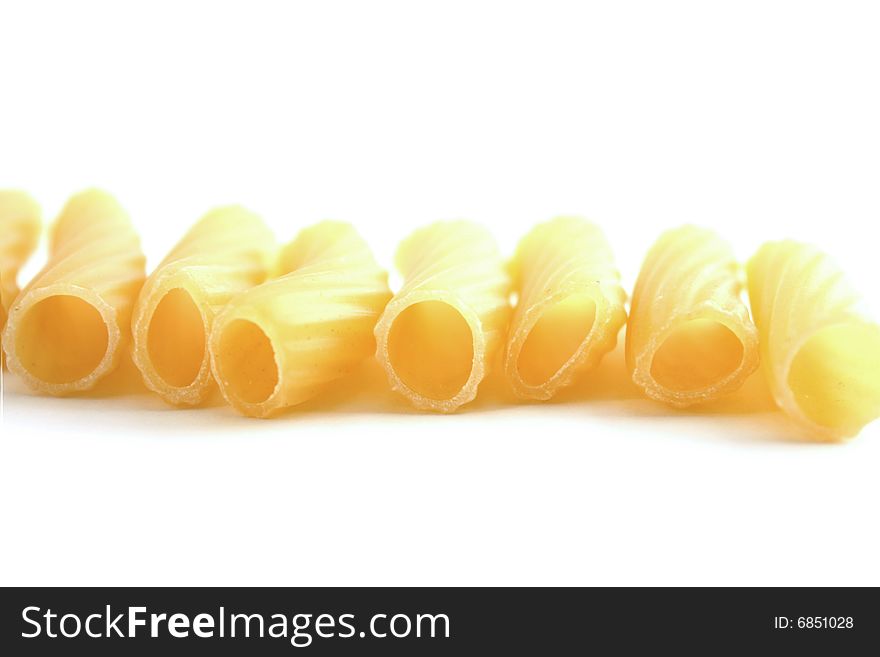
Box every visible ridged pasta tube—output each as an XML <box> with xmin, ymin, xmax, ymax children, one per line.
<box><xmin>748</xmin><ymin>241</ymin><xmax>880</xmax><ymax>441</ymax></box>
<box><xmin>2</xmin><ymin>189</ymin><xmax>146</xmax><ymax>395</ymax></box>
<box><xmin>626</xmin><ymin>226</ymin><xmax>759</xmax><ymax>407</ymax></box>
<box><xmin>504</xmin><ymin>217</ymin><xmax>627</xmax><ymax>400</ymax></box>
<box><xmin>0</xmin><ymin>191</ymin><xmax>42</xmax><ymax>367</ymax></box>
<box><xmin>374</xmin><ymin>221</ymin><xmax>511</xmax><ymax>412</ymax></box>
<box><xmin>131</xmin><ymin>207</ymin><xmax>275</xmax><ymax>406</ymax></box>
<box><xmin>210</xmin><ymin>221</ymin><xmax>392</xmax><ymax>418</ymax></box>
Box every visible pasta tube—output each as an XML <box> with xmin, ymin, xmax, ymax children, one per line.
<box><xmin>748</xmin><ymin>241</ymin><xmax>880</xmax><ymax>441</ymax></box>
<box><xmin>374</xmin><ymin>221</ymin><xmax>511</xmax><ymax>412</ymax></box>
<box><xmin>2</xmin><ymin>189</ymin><xmax>146</xmax><ymax>395</ymax></box>
<box><xmin>626</xmin><ymin>226</ymin><xmax>759</xmax><ymax>407</ymax></box>
<box><xmin>131</xmin><ymin>207</ymin><xmax>275</xmax><ymax>405</ymax></box>
<box><xmin>210</xmin><ymin>221</ymin><xmax>391</xmax><ymax>418</ymax></box>
<box><xmin>504</xmin><ymin>217</ymin><xmax>627</xmax><ymax>400</ymax></box>
<box><xmin>0</xmin><ymin>191</ymin><xmax>41</xmax><ymax>367</ymax></box>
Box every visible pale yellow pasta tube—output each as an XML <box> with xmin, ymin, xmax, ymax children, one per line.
<box><xmin>131</xmin><ymin>207</ymin><xmax>275</xmax><ymax>405</ymax></box>
<box><xmin>2</xmin><ymin>189</ymin><xmax>146</xmax><ymax>395</ymax></box>
<box><xmin>374</xmin><ymin>221</ymin><xmax>511</xmax><ymax>412</ymax></box>
<box><xmin>626</xmin><ymin>226</ymin><xmax>759</xmax><ymax>407</ymax></box>
<box><xmin>210</xmin><ymin>221</ymin><xmax>391</xmax><ymax>418</ymax></box>
<box><xmin>0</xmin><ymin>191</ymin><xmax>42</xmax><ymax>367</ymax></box>
<box><xmin>748</xmin><ymin>241</ymin><xmax>880</xmax><ymax>441</ymax></box>
<box><xmin>504</xmin><ymin>217</ymin><xmax>627</xmax><ymax>400</ymax></box>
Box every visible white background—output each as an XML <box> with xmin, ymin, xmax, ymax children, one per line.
<box><xmin>1</xmin><ymin>0</ymin><xmax>879</xmax><ymax>586</ymax></box>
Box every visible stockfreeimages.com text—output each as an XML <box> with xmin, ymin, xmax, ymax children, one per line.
<box><xmin>22</xmin><ymin>606</ymin><xmax>450</xmax><ymax>648</ymax></box>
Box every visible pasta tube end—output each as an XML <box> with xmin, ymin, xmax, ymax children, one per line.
<box><xmin>377</xmin><ymin>220</ymin><xmax>510</xmax><ymax>412</ymax></box>
<box><xmin>132</xmin><ymin>279</ymin><xmax>212</xmax><ymax>406</ymax></box>
<box><xmin>2</xmin><ymin>285</ymin><xmax>123</xmax><ymax>395</ymax></box>
<box><xmin>505</xmin><ymin>288</ymin><xmax>627</xmax><ymax>401</ymax></box>
<box><xmin>375</xmin><ymin>294</ymin><xmax>487</xmax><ymax>413</ymax></box>
<box><xmin>629</xmin><ymin>310</ymin><xmax>761</xmax><ymax>408</ymax></box>
<box><xmin>627</xmin><ymin>226</ymin><xmax>760</xmax><ymax>407</ymax></box>
<box><xmin>210</xmin><ymin>313</ymin><xmax>282</xmax><ymax>418</ymax></box>
<box><xmin>503</xmin><ymin>216</ymin><xmax>628</xmax><ymax>400</ymax></box>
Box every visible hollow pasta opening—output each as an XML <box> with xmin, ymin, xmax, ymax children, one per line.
<box><xmin>650</xmin><ymin>319</ymin><xmax>744</xmax><ymax>392</ymax></box>
<box><xmin>147</xmin><ymin>288</ymin><xmax>206</xmax><ymax>388</ymax></box>
<box><xmin>215</xmin><ymin>319</ymin><xmax>279</xmax><ymax>405</ymax></box>
<box><xmin>517</xmin><ymin>294</ymin><xmax>597</xmax><ymax>386</ymax></box>
<box><xmin>788</xmin><ymin>322</ymin><xmax>880</xmax><ymax>435</ymax></box>
<box><xmin>388</xmin><ymin>301</ymin><xmax>474</xmax><ymax>400</ymax></box>
<box><xmin>15</xmin><ymin>295</ymin><xmax>109</xmax><ymax>384</ymax></box>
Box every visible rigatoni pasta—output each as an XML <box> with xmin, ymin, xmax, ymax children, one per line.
<box><xmin>374</xmin><ymin>221</ymin><xmax>511</xmax><ymax>412</ymax></box>
<box><xmin>210</xmin><ymin>221</ymin><xmax>391</xmax><ymax>418</ymax></box>
<box><xmin>626</xmin><ymin>226</ymin><xmax>759</xmax><ymax>407</ymax></box>
<box><xmin>505</xmin><ymin>217</ymin><xmax>627</xmax><ymax>400</ymax></box>
<box><xmin>2</xmin><ymin>189</ymin><xmax>146</xmax><ymax>394</ymax></box>
<box><xmin>131</xmin><ymin>207</ymin><xmax>275</xmax><ymax>405</ymax></box>
<box><xmin>747</xmin><ymin>241</ymin><xmax>880</xmax><ymax>441</ymax></box>
<box><xmin>0</xmin><ymin>191</ymin><xmax>42</xmax><ymax>367</ymax></box>
<box><xmin>4</xmin><ymin>188</ymin><xmax>878</xmax><ymax>444</ymax></box>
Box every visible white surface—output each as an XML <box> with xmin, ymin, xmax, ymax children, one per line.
<box><xmin>1</xmin><ymin>0</ymin><xmax>879</xmax><ymax>586</ymax></box>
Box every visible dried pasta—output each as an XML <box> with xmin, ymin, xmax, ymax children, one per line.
<box><xmin>210</xmin><ymin>221</ymin><xmax>391</xmax><ymax>418</ymax></box>
<box><xmin>374</xmin><ymin>221</ymin><xmax>511</xmax><ymax>412</ymax></box>
<box><xmin>747</xmin><ymin>241</ymin><xmax>880</xmax><ymax>441</ymax></box>
<box><xmin>504</xmin><ymin>217</ymin><xmax>627</xmax><ymax>400</ymax></box>
<box><xmin>0</xmin><ymin>191</ymin><xmax>42</xmax><ymax>367</ymax></box>
<box><xmin>131</xmin><ymin>207</ymin><xmax>275</xmax><ymax>405</ymax></box>
<box><xmin>2</xmin><ymin>189</ymin><xmax>146</xmax><ymax>394</ymax></box>
<box><xmin>626</xmin><ymin>226</ymin><xmax>759</xmax><ymax>407</ymax></box>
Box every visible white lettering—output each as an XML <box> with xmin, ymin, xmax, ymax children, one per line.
<box><xmin>128</xmin><ymin>606</ymin><xmax>147</xmax><ymax>638</ymax></box>
<box><xmin>106</xmin><ymin>606</ymin><xmax>124</xmax><ymax>637</ymax></box>
<box><xmin>21</xmin><ymin>607</ymin><xmax>41</xmax><ymax>638</ymax></box>
<box><xmin>167</xmin><ymin>613</ymin><xmax>190</xmax><ymax>638</ymax></box>
<box><xmin>193</xmin><ymin>614</ymin><xmax>215</xmax><ymax>638</ymax></box>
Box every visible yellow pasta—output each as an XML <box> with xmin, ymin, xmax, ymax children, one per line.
<box><xmin>504</xmin><ymin>217</ymin><xmax>627</xmax><ymax>400</ymax></box>
<box><xmin>626</xmin><ymin>226</ymin><xmax>759</xmax><ymax>407</ymax></box>
<box><xmin>2</xmin><ymin>189</ymin><xmax>146</xmax><ymax>395</ymax></box>
<box><xmin>131</xmin><ymin>207</ymin><xmax>275</xmax><ymax>405</ymax></box>
<box><xmin>374</xmin><ymin>221</ymin><xmax>511</xmax><ymax>412</ymax></box>
<box><xmin>210</xmin><ymin>221</ymin><xmax>391</xmax><ymax>418</ymax></box>
<box><xmin>0</xmin><ymin>191</ymin><xmax>42</xmax><ymax>367</ymax></box>
<box><xmin>747</xmin><ymin>241</ymin><xmax>880</xmax><ymax>441</ymax></box>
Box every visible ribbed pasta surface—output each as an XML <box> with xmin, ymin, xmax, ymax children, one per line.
<box><xmin>131</xmin><ymin>207</ymin><xmax>275</xmax><ymax>405</ymax></box>
<box><xmin>374</xmin><ymin>221</ymin><xmax>511</xmax><ymax>412</ymax></box>
<box><xmin>747</xmin><ymin>241</ymin><xmax>880</xmax><ymax>440</ymax></box>
<box><xmin>210</xmin><ymin>221</ymin><xmax>392</xmax><ymax>418</ymax></box>
<box><xmin>626</xmin><ymin>226</ymin><xmax>759</xmax><ymax>407</ymax></box>
<box><xmin>505</xmin><ymin>217</ymin><xmax>627</xmax><ymax>400</ymax></box>
<box><xmin>2</xmin><ymin>189</ymin><xmax>145</xmax><ymax>394</ymax></box>
<box><xmin>0</xmin><ymin>191</ymin><xmax>42</xmax><ymax>366</ymax></box>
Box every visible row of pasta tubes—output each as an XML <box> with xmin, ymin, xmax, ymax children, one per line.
<box><xmin>1</xmin><ymin>189</ymin><xmax>879</xmax><ymax>441</ymax></box>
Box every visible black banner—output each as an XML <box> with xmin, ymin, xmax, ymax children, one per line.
<box><xmin>1</xmin><ymin>587</ymin><xmax>876</xmax><ymax>654</ymax></box>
